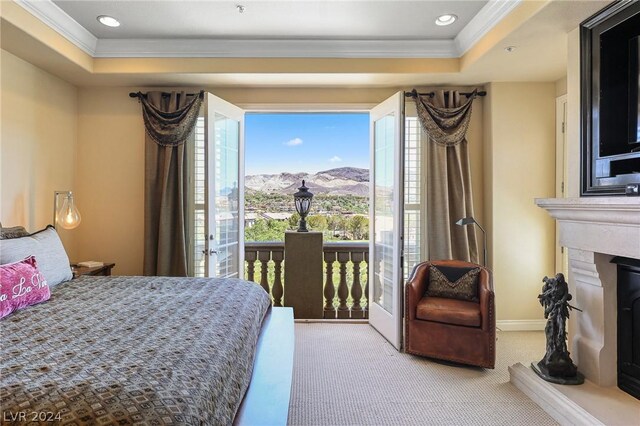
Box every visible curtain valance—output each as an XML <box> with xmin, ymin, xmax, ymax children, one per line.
<box><xmin>134</xmin><ymin>90</ymin><xmax>204</xmax><ymax>147</ymax></box>
<box><xmin>412</xmin><ymin>89</ymin><xmax>476</xmax><ymax>147</ymax></box>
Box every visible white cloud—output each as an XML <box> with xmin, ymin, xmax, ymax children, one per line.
<box><xmin>284</xmin><ymin>137</ymin><xmax>303</xmax><ymax>146</ymax></box>
<box><xmin>329</xmin><ymin>156</ymin><xmax>342</xmax><ymax>163</ymax></box>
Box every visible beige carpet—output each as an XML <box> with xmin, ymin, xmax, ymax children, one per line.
<box><xmin>288</xmin><ymin>323</ymin><xmax>556</xmax><ymax>426</ymax></box>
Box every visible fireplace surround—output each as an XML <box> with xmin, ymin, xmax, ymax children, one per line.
<box><xmin>536</xmin><ymin>198</ymin><xmax>640</xmax><ymax>388</ymax></box>
<box><xmin>506</xmin><ymin>198</ymin><xmax>640</xmax><ymax>423</ymax></box>
<box><xmin>614</xmin><ymin>256</ymin><xmax>640</xmax><ymax>399</ymax></box>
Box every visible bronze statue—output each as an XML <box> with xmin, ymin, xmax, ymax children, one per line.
<box><xmin>531</xmin><ymin>273</ymin><xmax>584</xmax><ymax>385</ymax></box>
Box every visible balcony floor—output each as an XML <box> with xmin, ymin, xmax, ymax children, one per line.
<box><xmin>288</xmin><ymin>324</ymin><xmax>555</xmax><ymax>425</ymax></box>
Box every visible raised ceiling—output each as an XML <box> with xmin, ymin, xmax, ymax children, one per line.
<box><xmin>20</xmin><ymin>0</ymin><xmax>515</xmax><ymax>57</ymax></box>
<box><xmin>54</xmin><ymin>0</ymin><xmax>487</xmax><ymax>40</ymax></box>
<box><xmin>1</xmin><ymin>0</ymin><xmax>613</xmax><ymax>87</ymax></box>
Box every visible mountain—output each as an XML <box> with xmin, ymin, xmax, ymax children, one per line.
<box><xmin>245</xmin><ymin>167</ymin><xmax>369</xmax><ymax>196</ymax></box>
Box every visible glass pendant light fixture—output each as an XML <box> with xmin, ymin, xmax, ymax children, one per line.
<box><xmin>54</xmin><ymin>191</ymin><xmax>81</xmax><ymax>230</ymax></box>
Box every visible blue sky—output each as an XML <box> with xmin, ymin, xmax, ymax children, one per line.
<box><xmin>245</xmin><ymin>113</ymin><xmax>369</xmax><ymax>175</ymax></box>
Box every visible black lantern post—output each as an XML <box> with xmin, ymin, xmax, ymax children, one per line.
<box><xmin>294</xmin><ymin>180</ymin><xmax>314</xmax><ymax>232</ymax></box>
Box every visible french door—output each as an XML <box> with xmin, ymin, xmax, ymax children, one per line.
<box><xmin>369</xmin><ymin>92</ymin><xmax>405</xmax><ymax>350</ymax></box>
<box><xmin>203</xmin><ymin>93</ymin><xmax>245</xmax><ymax>278</ymax></box>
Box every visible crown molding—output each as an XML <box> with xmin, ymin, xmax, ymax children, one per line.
<box><xmin>455</xmin><ymin>0</ymin><xmax>522</xmax><ymax>55</ymax></box>
<box><xmin>94</xmin><ymin>38</ymin><xmax>457</xmax><ymax>58</ymax></box>
<box><xmin>14</xmin><ymin>0</ymin><xmax>97</xmax><ymax>55</ymax></box>
<box><xmin>14</xmin><ymin>0</ymin><xmax>521</xmax><ymax>59</ymax></box>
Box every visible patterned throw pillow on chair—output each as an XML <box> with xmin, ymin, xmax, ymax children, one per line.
<box><xmin>426</xmin><ymin>265</ymin><xmax>480</xmax><ymax>302</ymax></box>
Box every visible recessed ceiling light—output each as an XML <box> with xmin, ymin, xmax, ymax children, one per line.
<box><xmin>97</xmin><ymin>15</ymin><xmax>120</xmax><ymax>27</ymax></box>
<box><xmin>435</xmin><ymin>14</ymin><xmax>457</xmax><ymax>26</ymax></box>
<box><xmin>505</xmin><ymin>46</ymin><xmax>517</xmax><ymax>53</ymax></box>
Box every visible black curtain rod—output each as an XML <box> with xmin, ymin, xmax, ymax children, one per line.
<box><xmin>129</xmin><ymin>91</ymin><xmax>203</xmax><ymax>99</ymax></box>
<box><xmin>405</xmin><ymin>90</ymin><xmax>487</xmax><ymax>99</ymax></box>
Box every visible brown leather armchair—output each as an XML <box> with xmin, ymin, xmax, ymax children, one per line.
<box><xmin>405</xmin><ymin>260</ymin><xmax>495</xmax><ymax>368</ymax></box>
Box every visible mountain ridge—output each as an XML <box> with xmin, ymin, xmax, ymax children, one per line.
<box><xmin>246</xmin><ymin>167</ymin><xmax>369</xmax><ymax>196</ymax></box>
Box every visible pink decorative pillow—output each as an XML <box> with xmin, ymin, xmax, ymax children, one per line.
<box><xmin>0</xmin><ymin>256</ymin><xmax>50</xmax><ymax>319</ymax></box>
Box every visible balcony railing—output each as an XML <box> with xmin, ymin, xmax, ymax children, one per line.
<box><xmin>245</xmin><ymin>241</ymin><xmax>369</xmax><ymax>319</ymax></box>
<box><xmin>245</xmin><ymin>242</ymin><xmax>285</xmax><ymax>306</ymax></box>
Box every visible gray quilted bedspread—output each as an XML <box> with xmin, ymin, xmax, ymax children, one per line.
<box><xmin>0</xmin><ymin>275</ymin><xmax>271</xmax><ymax>425</ymax></box>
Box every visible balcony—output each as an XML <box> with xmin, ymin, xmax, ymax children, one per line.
<box><xmin>245</xmin><ymin>240</ymin><xmax>369</xmax><ymax>319</ymax></box>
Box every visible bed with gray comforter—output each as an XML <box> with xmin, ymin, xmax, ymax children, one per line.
<box><xmin>0</xmin><ymin>275</ymin><xmax>272</xmax><ymax>425</ymax></box>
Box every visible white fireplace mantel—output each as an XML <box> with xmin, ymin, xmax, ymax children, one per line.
<box><xmin>535</xmin><ymin>197</ymin><xmax>640</xmax><ymax>387</ymax></box>
<box><xmin>535</xmin><ymin>197</ymin><xmax>640</xmax><ymax>260</ymax></box>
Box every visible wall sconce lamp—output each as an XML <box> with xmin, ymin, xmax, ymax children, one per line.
<box><xmin>455</xmin><ymin>216</ymin><xmax>487</xmax><ymax>266</ymax></box>
<box><xmin>54</xmin><ymin>191</ymin><xmax>81</xmax><ymax>230</ymax></box>
<box><xmin>293</xmin><ymin>180</ymin><xmax>313</xmax><ymax>232</ymax></box>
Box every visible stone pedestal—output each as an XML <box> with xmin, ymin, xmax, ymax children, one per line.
<box><xmin>284</xmin><ymin>231</ymin><xmax>323</xmax><ymax>319</ymax></box>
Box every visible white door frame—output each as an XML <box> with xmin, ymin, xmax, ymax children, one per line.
<box><xmin>368</xmin><ymin>92</ymin><xmax>405</xmax><ymax>350</ymax></box>
<box><xmin>204</xmin><ymin>93</ymin><xmax>245</xmax><ymax>278</ymax></box>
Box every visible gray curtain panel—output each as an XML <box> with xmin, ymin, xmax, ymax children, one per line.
<box><xmin>414</xmin><ymin>90</ymin><xmax>480</xmax><ymax>264</ymax></box>
<box><xmin>137</xmin><ymin>91</ymin><xmax>203</xmax><ymax>276</ymax></box>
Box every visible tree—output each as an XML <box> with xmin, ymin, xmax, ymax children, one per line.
<box><xmin>347</xmin><ymin>215</ymin><xmax>369</xmax><ymax>240</ymax></box>
<box><xmin>336</xmin><ymin>215</ymin><xmax>348</xmax><ymax>239</ymax></box>
<box><xmin>327</xmin><ymin>215</ymin><xmax>340</xmax><ymax>236</ymax></box>
<box><xmin>288</xmin><ymin>212</ymin><xmax>301</xmax><ymax>230</ymax></box>
<box><xmin>307</xmin><ymin>214</ymin><xmax>328</xmax><ymax>232</ymax></box>
<box><xmin>245</xmin><ymin>219</ymin><xmax>288</xmax><ymax>241</ymax></box>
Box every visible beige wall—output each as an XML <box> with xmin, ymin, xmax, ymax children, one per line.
<box><xmin>75</xmin><ymin>88</ymin><xmax>145</xmax><ymax>275</ymax></box>
<box><xmin>0</xmin><ymin>49</ymin><xmax>78</xmax><ymax>259</ymax></box>
<box><xmin>484</xmin><ymin>82</ymin><xmax>557</xmax><ymax>321</ymax></box>
<box><xmin>555</xmin><ymin>76</ymin><xmax>567</xmax><ymax>97</ymax></box>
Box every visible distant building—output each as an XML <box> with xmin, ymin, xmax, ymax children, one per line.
<box><xmin>245</xmin><ymin>212</ymin><xmax>259</xmax><ymax>228</ymax></box>
<box><xmin>261</xmin><ymin>212</ymin><xmax>293</xmax><ymax>221</ymax></box>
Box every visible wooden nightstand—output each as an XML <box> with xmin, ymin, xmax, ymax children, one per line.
<box><xmin>71</xmin><ymin>263</ymin><xmax>115</xmax><ymax>278</ymax></box>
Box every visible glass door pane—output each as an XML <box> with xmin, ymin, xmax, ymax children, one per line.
<box><xmin>373</xmin><ymin>115</ymin><xmax>395</xmax><ymax>312</ymax></box>
<box><xmin>211</xmin><ymin>113</ymin><xmax>240</xmax><ymax>277</ymax></box>
<box><xmin>369</xmin><ymin>92</ymin><xmax>404</xmax><ymax>350</ymax></box>
<box><xmin>205</xmin><ymin>93</ymin><xmax>244</xmax><ymax>278</ymax></box>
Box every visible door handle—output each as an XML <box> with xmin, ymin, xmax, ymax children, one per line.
<box><xmin>201</xmin><ymin>249</ymin><xmax>218</xmax><ymax>255</ymax></box>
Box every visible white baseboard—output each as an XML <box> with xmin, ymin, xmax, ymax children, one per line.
<box><xmin>497</xmin><ymin>320</ymin><xmax>546</xmax><ymax>331</ymax></box>
<box><xmin>295</xmin><ymin>320</ymin><xmax>545</xmax><ymax>329</ymax></box>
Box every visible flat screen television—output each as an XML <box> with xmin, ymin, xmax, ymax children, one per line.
<box><xmin>630</xmin><ymin>35</ymin><xmax>640</xmax><ymax>145</ymax></box>
<box><xmin>581</xmin><ymin>1</ymin><xmax>640</xmax><ymax>195</ymax></box>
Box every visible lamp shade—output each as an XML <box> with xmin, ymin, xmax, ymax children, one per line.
<box><xmin>55</xmin><ymin>192</ymin><xmax>81</xmax><ymax>230</ymax></box>
<box><xmin>455</xmin><ymin>216</ymin><xmax>487</xmax><ymax>266</ymax></box>
<box><xmin>455</xmin><ymin>217</ymin><xmax>476</xmax><ymax>226</ymax></box>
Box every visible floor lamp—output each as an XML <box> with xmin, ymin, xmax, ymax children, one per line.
<box><xmin>455</xmin><ymin>217</ymin><xmax>487</xmax><ymax>266</ymax></box>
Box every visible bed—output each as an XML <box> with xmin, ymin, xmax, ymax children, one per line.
<box><xmin>0</xmin><ymin>228</ymin><xmax>294</xmax><ymax>426</ymax></box>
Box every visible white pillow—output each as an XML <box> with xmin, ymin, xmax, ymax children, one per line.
<box><xmin>0</xmin><ymin>226</ymin><xmax>72</xmax><ymax>286</ymax></box>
